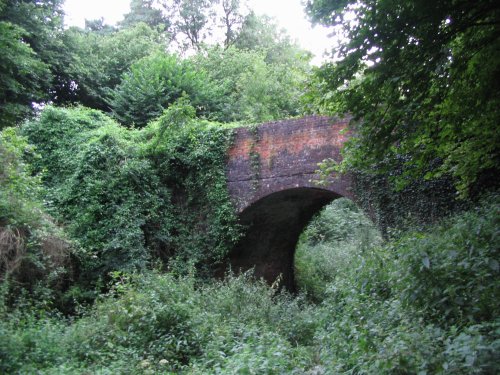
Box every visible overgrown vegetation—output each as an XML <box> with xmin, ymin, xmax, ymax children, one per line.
<box><xmin>295</xmin><ymin>198</ymin><xmax>383</xmax><ymax>302</ymax></box>
<box><xmin>0</xmin><ymin>0</ymin><xmax>498</xmax><ymax>373</ymax></box>
<box><xmin>0</xmin><ymin>128</ymin><xmax>71</xmax><ymax>302</ymax></box>
<box><xmin>18</xmin><ymin>103</ymin><xmax>240</xmax><ymax>303</ymax></box>
<box><xmin>1</xmin><ymin>196</ymin><xmax>498</xmax><ymax>374</ymax></box>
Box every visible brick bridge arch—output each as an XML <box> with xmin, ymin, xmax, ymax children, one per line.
<box><xmin>225</xmin><ymin>116</ymin><xmax>354</xmax><ymax>290</ymax></box>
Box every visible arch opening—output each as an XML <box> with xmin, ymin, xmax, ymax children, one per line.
<box><xmin>225</xmin><ymin>187</ymin><xmax>342</xmax><ymax>291</ymax></box>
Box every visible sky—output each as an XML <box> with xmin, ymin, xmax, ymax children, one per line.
<box><xmin>62</xmin><ymin>0</ymin><xmax>334</xmax><ymax>65</ymax></box>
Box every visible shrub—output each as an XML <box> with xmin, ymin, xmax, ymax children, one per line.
<box><xmin>22</xmin><ymin>104</ymin><xmax>241</xmax><ymax>286</ymax></box>
<box><xmin>295</xmin><ymin>194</ymin><xmax>499</xmax><ymax>374</ymax></box>
<box><xmin>392</xmin><ymin>194</ymin><xmax>500</xmax><ymax>325</ymax></box>
<box><xmin>1</xmin><ymin>270</ymin><xmax>320</xmax><ymax>373</ymax></box>
<box><xmin>294</xmin><ymin>197</ymin><xmax>382</xmax><ymax>301</ymax></box>
<box><xmin>0</xmin><ymin>127</ymin><xmax>72</xmax><ymax>300</ymax></box>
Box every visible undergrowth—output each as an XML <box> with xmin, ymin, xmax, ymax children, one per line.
<box><xmin>1</xmin><ymin>195</ymin><xmax>498</xmax><ymax>374</ymax></box>
<box><xmin>0</xmin><ymin>127</ymin><xmax>72</xmax><ymax>304</ymax></box>
<box><xmin>295</xmin><ymin>198</ymin><xmax>382</xmax><ymax>302</ymax></box>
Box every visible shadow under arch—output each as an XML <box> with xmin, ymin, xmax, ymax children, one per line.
<box><xmin>226</xmin><ymin>187</ymin><xmax>343</xmax><ymax>291</ymax></box>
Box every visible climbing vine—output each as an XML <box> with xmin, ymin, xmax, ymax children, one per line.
<box><xmin>248</xmin><ymin>123</ymin><xmax>261</xmax><ymax>191</ymax></box>
<box><xmin>145</xmin><ymin>102</ymin><xmax>243</xmax><ymax>276</ymax></box>
<box><xmin>315</xmin><ymin>153</ymin><xmax>466</xmax><ymax>234</ymax></box>
<box><xmin>22</xmin><ymin>103</ymin><xmax>242</xmax><ymax>287</ymax></box>
<box><xmin>350</xmin><ymin>167</ymin><xmax>466</xmax><ymax>236</ymax></box>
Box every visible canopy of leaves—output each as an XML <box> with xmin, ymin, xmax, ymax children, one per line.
<box><xmin>60</xmin><ymin>23</ymin><xmax>167</xmax><ymax>111</ymax></box>
<box><xmin>0</xmin><ymin>0</ymin><xmax>65</xmax><ymax>127</ymax></box>
<box><xmin>109</xmin><ymin>52</ymin><xmax>217</xmax><ymax>127</ymax></box>
<box><xmin>119</xmin><ymin>0</ymin><xmax>170</xmax><ymax>30</ymax></box>
<box><xmin>193</xmin><ymin>45</ymin><xmax>311</xmax><ymax>123</ymax></box>
<box><xmin>219</xmin><ymin>0</ymin><xmax>245</xmax><ymax>48</ymax></box>
<box><xmin>1</xmin><ymin>0</ymin><xmax>313</xmax><ymax>126</ymax></box>
<box><xmin>172</xmin><ymin>0</ymin><xmax>216</xmax><ymax>50</ymax></box>
<box><xmin>306</xmin><ymin>0</ymin><xmax>500</xmax><ymax>196</ymax></box>
<box><xmin>159</xmin><ymin>0</ymin><xmax>248</xmax><ymax>50</ymax></box>
<box><xmin>235</xmin><ymin>11</ymin><xmax>312</xmax><ymax>65</ymax></box>
<box><xmin>0</xmin><ymin>21</ymin><xmax>50</xmax><ymax>128</ymax></box>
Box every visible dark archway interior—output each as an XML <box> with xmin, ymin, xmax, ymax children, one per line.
<box><xmin>226</xmin><ymin>188</ymin><xmax>341</xmax><ymax>291</ymax></box>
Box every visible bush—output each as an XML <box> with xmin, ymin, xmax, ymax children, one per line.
<box><xmin>0</xmin><ymin>128</ymin><xmax>72</xmax><ymax>301</ymax></box>
<box><xmin>295</xmin><ymin>197</ymin><xmax>382</xmax><ymax>301</ymax></box>
<box><xmin>295</xmin><ymin>194</ymin><xmax>499</xmax><ymax>374</ymax></box>
<box><xmin>0</xmin><ymin>271</ymin><xmax>317</xmax><ymax>374</ymax></box>
<box><xmin>110</xmin><ymin>52</ymin><xmax>219</xmax><ymax>127</ymax></box>
<box><xmin>1</xmin><ymin>217</ymin><xmax>499</xmax><ymax>375</ymax></box>
<box><xmin>392</xmin><ymin>194</ymin><xmax>500</xmax><ymax>325</ymax></box>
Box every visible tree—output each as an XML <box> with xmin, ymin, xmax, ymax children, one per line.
<box><xmin>234</xmin><ymin>11</ymin><xmax>279</xmax><ymax>52</ymax></box>
<box><xmin>161</xmin><ymin>0</ymin><xmax>217</xmax><ymax>50</ymax></box>
<box><xmin>60</xmin><ymin>23</ymin><xmax>166</xmax><ymax>110</ymax></box>
<box><xmin>119</xmin><ymin>0</ymin><xmax>170</xmax><ymax>30</ymax></box>
<box><xmin>306</xmin><ymin>0</ymin><xmax>500</xmax><ymax>196</ymax></box>
<box><xmin>193</xmin><ymin>45</ymin><xmax>311</xmax><ymax>123</ymax></box>
<box><xmin>84</xmin><ymin>18</ymin><xmax>116</xmax><ymax>34</ymax></box>
<box><xmin>0</xmin><ymin>20</ymin><xmax>50</xmax><ymax>128</ymax></box>
<box><xmin>234</xmin><ymin>11</ymin><xmax>312</xmax><ymax>65</ymax></box>
<box><xmin>219</xmin><ymin>0</ymin><xmax>246</xmax><ymax>48</ymax></box>
<box><xmin>0</xmin><ymin>0</ymin><xmax>66</xmax><ymax>126</ymax></box>
<box><xmin>21</xmin><ymin>106</ymin><xmax>174</xmax><ymax>277</ymax></box>
<box><xmin>109</xmin><ymin>52</ymin><xmax>217</xmax><ymax>127</ymax></box>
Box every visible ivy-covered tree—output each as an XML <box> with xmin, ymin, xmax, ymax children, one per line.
<box><xmin>306</xmin><ymin>0</ymin><xmax>500</xmax><ymax>196</ymax></box>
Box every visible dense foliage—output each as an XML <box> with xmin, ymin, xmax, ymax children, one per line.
<box><xmin>0</xmin><ymin>0</ymin><xmax>65</xmax><ymax>127</ymax></box>
<box><xmin>0</xmin><ymin>0</ymin><xmax>312</xmax><ymax>128</ymax></box>
<box><xmin>295</xmin><ymin>198</ymin><xmax>382</xmax><ymax>301</ymax></box>
<box><xmin>1</xmin><ymin>196</ymin><xmax>498</xmax><ymax>374</ymax></box>
<box><xmin>59</xmin><ymin>23</ymin><xmax>166</xmax><ymax>110</ymax></box>
<box><xmin>110</xmin><ymin>52</ymin><xmax>216</xmax><ymax>127</ymax></box>
<box><xmin>0</xmin><ymin>1</ymin><xmax>498</xmax><ymax>373</ymax></box>
<box><xmin>305</xmin><ymin>0</ymin><xmax>500</xmax><ymax>196</ymax></box>
<box><xmin>193</xmin><ymin>45</ymin><xmax>310</xmax><ymax>123</ymax></box>
<box><xmin>0</xmin><ymin>127</ymin><xmax>71</xmax><ymax>299</ymax></box>
<box><xmin>22</xmin><ymin>104</ymin><xmax>240</xmax><ymax>292</ymax></box>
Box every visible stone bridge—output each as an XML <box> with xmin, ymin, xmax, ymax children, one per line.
<box><xmin>224</xmin><ymin>116</ymin><xmax>353</xmax><ymax>290</ymax></box>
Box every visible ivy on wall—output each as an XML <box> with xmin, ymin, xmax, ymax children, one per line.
<box><xmin>22</xmin><ymin>103</ymin><xmax>242</xmax><ymax>287</ymax></box>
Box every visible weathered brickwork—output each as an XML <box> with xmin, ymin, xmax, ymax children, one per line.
<box><xmin>227</xmin><ymin>115</ymin><xmax>353</xmax><ymax>211</ymax></box>
<box><xmin>224</xmin><ymin>116</ymin><xmax>354</xmax><ymax>290</ymax></box>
